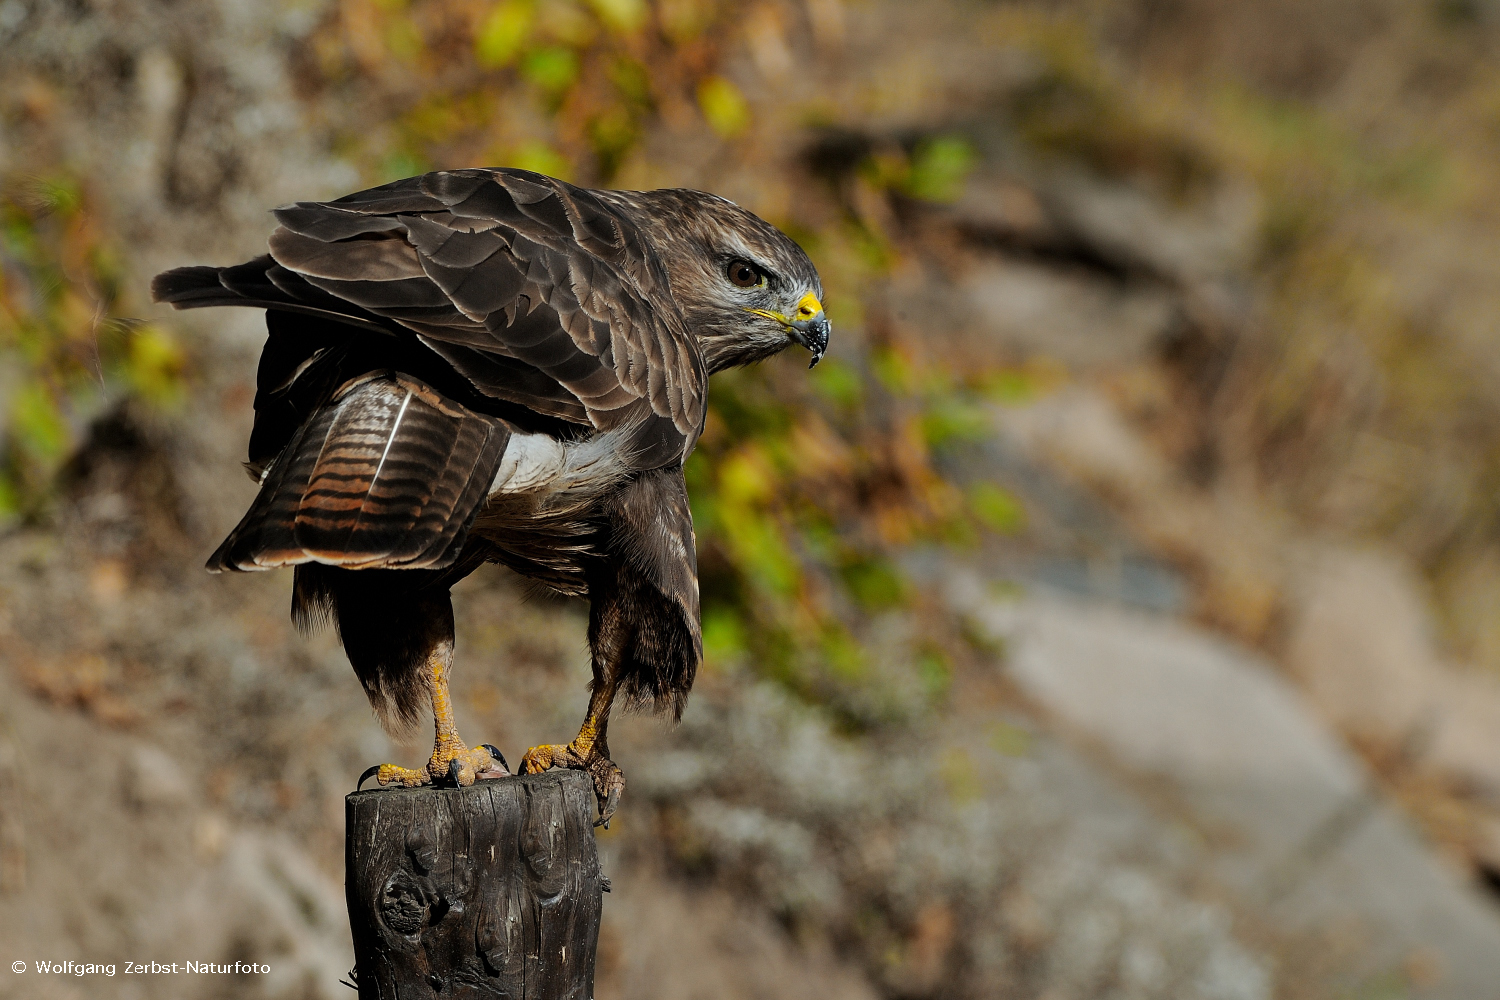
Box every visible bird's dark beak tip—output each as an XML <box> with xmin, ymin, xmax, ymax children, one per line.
<box><xmin>792</xmin><ymin>315</ymin><xmax>830</xmax><ymax>371</ymax></box>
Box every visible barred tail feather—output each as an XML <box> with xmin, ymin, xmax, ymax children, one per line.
<box><xmin>208</xmin><ymin>372</ymin><xmax>510</xmax><ymax>574</ymax></box>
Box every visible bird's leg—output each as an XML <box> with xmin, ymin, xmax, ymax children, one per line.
<box><xmin>520</xmin><ymin>679</ymin><xmax>625</xmax><ymax>826</ymax></box>
<box><xmin>370</xmin><ymin>636</ymin><xmax>508</xmax><ymax>789</ymax></box>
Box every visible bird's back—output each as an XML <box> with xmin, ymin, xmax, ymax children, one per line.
<box><xmin>152</xmin><ymin>168</ymin><xmax>712</xmax><ymax>584</ymax></box>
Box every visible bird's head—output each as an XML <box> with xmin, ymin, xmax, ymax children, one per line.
<box><xmin>606</xmin><ymin>189</ymin><xmax>829</xmax><ymax>374</ymax></box>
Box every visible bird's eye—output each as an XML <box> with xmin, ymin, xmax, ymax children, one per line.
<box><xmin>727</xmin><ymin>259</ymin><xmax>763</xmax><ymax>288</ymax></box>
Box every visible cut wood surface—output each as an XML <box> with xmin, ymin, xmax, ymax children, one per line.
<box><xmin>346</xmin><ymin>769</ymin><xmax>604</xmax><ymax>999</ymax></box>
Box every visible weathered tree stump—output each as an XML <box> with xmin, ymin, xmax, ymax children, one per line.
<box><xmin>346</xmin><ymin>770</ymin><xmax>605</xmax><ymax>999</ymax></box>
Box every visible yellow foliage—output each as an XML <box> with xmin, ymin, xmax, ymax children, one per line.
<box><xmin>696</xmin><ymin>75</ymin><xmax>750</xmax><ymax>137</ymax></box>
<box><xmin>475</xmin><ymin>0</ymin><xmax>533</xmax><ymax>68</ymax></box>
<box><xmin>587</xmin><ymin>0</ymin><xmax>647</xmax><ymax>34</ymax></box>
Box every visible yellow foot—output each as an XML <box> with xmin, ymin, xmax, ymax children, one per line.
<box><xmin>519</xmin><ymin>742</ymin><xmax>624</xmax><ymax>827</ymax></box>
<box><xmin>357</xmin><ymin>743</ymin><xmax>509</xmax><ymax>791</ymax></box>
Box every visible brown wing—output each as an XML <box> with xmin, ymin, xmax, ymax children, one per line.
<box><xmin>207</xmin><ymin>373</ymin><xmax>510</xmax><ymax>573</ymax></box>
<box><xmin>264</xmin><ymin>168</ymin><xmax>707</xmax><ymax>468</ymax></box>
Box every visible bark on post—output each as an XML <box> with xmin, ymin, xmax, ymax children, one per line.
<box><xmin>346</xmin><ymin>770</ymin><xmax>604</xmax><ymax>999</ymax></box>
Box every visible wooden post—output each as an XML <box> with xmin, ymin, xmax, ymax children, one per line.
<box><xmin>345</xmin><ymin>770</ymin><xmax>605</xmax><ymax>999</ymax></box>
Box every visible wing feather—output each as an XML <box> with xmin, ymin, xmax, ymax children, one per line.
<box><xmin>416</xmin><ymin>338</ymin><xmax>590</xmax><ymax>424</ymax></box>
<box><xmin>597</xmin><ymin>466</ymin><xmax>702</xmax><ymax>717</ymax></box>
<box><xmin>208</xmin><ymin>374</ymin><xmax>511</xmax><ymax>573</ymax></box>
<box><xmin>267</xmin><ymin>228</ymin><xmax>426</xmax><ymax>282</ymax></box>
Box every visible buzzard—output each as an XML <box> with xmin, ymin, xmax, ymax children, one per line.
<box><xmin>153</xmin><ymin>168</ymin><xmax>828</xmax><ymax>825</ymax></box>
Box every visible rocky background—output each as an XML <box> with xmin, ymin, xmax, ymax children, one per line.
<box><xmin>4</xmin><ymin>1</ymin><xmax>1500</xmax><ymax>998</ymax></box>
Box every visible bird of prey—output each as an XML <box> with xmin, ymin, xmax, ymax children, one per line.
<box><xmin>152</xmin><ymin>167</ymin><xmax>829</xmax><ymax>824</ymax></box>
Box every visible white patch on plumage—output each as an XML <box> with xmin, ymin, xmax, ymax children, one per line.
<box><xmin>488</xmin><ymin>426</ymin><xmax>632</xmax><ymax>497</ymax></box>
<box><xmin>489</xmin><ymin>433</ymin><xmax>566</xmax><ymax>493</ymax></box>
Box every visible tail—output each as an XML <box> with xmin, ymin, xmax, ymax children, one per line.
<box><xmin>151</xmin><ymin>256</ymin><xmax>390</xmax><ymax>333</ymax></box>
<box><xmin>208</xmin><ymin>372</ymin><xmax>510</xmax><ymax>573</ymax></box>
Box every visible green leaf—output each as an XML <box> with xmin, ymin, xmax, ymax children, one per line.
<box><xmin>608</xmin><ymin>56</ymin><xmax>652</xmax><ymax>106</ymax></box>
<box><xmin>726</xmin><ymin>514</ymin><xmax>799</xmax><ymax>597</ymax></box>
<box><xmin>939</xmin><ymin>747</ymin><xmax>982</xmax><ymax>802</ymax></box>
<box><xmin>587</xmin><ymin>0</ymin><xmax>646</xmax><ymax>34</ymax></box>
<box><xmin>31</xmin><ymin>176</ymin><xmax>82</xmax><ymax>216</ymax></box>
<box><xmin>921</xmin><ymin>397</ymin><xmax>990</xmax><ymax>449</ymax></box>
<box><xmin>811</xmin><ymin>357</ymin><xmax>864</xmax><ymax>409</ymax></box>
<box><xmin>521</xmin><ymin>46</ymin><xmax>580</xmax><ymax>91</ymax></box>
<box><xmin>840</xmin><ymin>556</ymin><xmax>907</xmax><ymax>611</ymax></box>
<box><xmin>475</xmin><ymin>0</ymin><xmax>534</xmax><ymax>68</ymax></box>
<box><xmin>379</xmin><ymin>150</ymin><xmax>428</xmax><ymax>183</ymax></box>
<box><xmin>697</xmin><ymin>76</ymin><xmax>750</xmax><ymax>138</ymax></box>
<box><xmin>124</xmin><ymin>324</ymin><xmax>185</xmax><ymax>408</ymax></box>
<box><xmin>903</xmin><ymin>135</ymin><xmax>976</xmax><ymax>203</ymax></box>
<box><xmin>718</xmin><ymin>449</ymin><xmax>774</xmax><ymax>506</ymax></box>
<box><xmin>918</xmin><ymin>649</ymin><xmax>952</xmax><ymax>701</ymax></box>
<box><xmin>980</xmin><ymin>368</ymin><xmax>1038</xmax><ymax>404</ymax></box>
<box><xmin>701</xmin><ymin>608</ymin><xmax>748</xmax><ymax>663</ymax></box>
<box><xmin>0</xmin><ymin>475</ymin><xmax>17</xmax><ymax>519</ymax></box>
<box><xmin>588</xmin><ymin>106</ymin><xmax>639</xmax><ymax>177</ymax></box>
<box><xmin>969</xmin><ymin>482</ymin><xmax>1026</xmax><ymax>535</ymax></box>
<box><xmin>507</xmin><ymin>140</ymin><xmax>573</xmax><ymax>180</ymax></box>
<box><xmin>10</xmin><ymin>382</ymin><xmax>69</xmax><ymax>462</ymax></box>
<box><xmin>820</xmin><ymin>625</ymin><xmax>866</xmax><ymax>680</ymax></box>
<box><xmin>870</xmin><ymin>346</ymin><xmax>915</xmax><ymax>396</ymax></box>
<box><xmin>385</xmin><ymin>14</ymin><xmax>424</xmax><ymax>63</ymax></box>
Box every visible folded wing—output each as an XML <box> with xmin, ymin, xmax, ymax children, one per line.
<box><xmin>208</xmin><ymin>373</ymin><xmax>510</xmax><ymax>573</ymax></box>
<box><xmin>155</xmin><ymin>168</ymin><xmax>707</xmax><ymax>471</ymax></box>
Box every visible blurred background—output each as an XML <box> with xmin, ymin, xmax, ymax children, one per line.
<box><xmin>4</xmin><ymin>0</ymin><xmax>1500</xmax><ymax>997</ymax></box>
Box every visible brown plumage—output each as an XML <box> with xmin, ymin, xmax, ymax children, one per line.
<box><xmin>153</xmin><ymin>167</ymin><xmax>829</xmax><ymax>822</ymax></box>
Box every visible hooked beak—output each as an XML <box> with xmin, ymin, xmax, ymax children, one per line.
<box><xmin>791</xmin><ymin>315</ymin><xmax>830</xmax><ymax>368</ymax></box>
<box><xmin>789</xmin><ymin>292</ymin><xmax>830</xmax><ymax>368</ymax></box>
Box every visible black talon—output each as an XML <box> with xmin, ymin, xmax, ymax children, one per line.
<box><xmin>593</xmin><ymin>764</ymin><xmax>624</xmax><ymax>828</ymax></box>
<box><xmin>356</xmin><ymin>765</ymin><xmax>381</xmax><ymax>791</ymax></box>
<box><xmin>595</xmin><ymin>793</ymin><xmax>620</xmax><ymax>828</ymax></box>
<box><xmin>447</xmin><ymin>758</ymin><xmax>464</xmax><ymax>786</ymax></box>
<box><xmin>479</xmin><ymin>744</ymin><xmax>510</xmax><ymax>773</ymax></box>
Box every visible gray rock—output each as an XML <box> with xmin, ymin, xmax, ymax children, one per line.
<box><xmin>122</xmin><ymin>744</ymin><xmax>192</xmax><ymax>810</ymax></box>
<box><xmin>1039</xmin><ymin>171</ymin><xmax>1261</xmax><ymax>286</ymax></box>
<box><xmin>625</xmin><ymin>677</ymin><xmax>1276</xmax><ymax>1000</ymax></box>
<box><xmin>953</xmin><ymin>579</ymin><xmax>1500</xmax><ymax>998</ymax></box>
<box><xmin>1285</xmin><ymin>546</ymin><xmax>1500</xmax><ymax>800</ymax></box>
